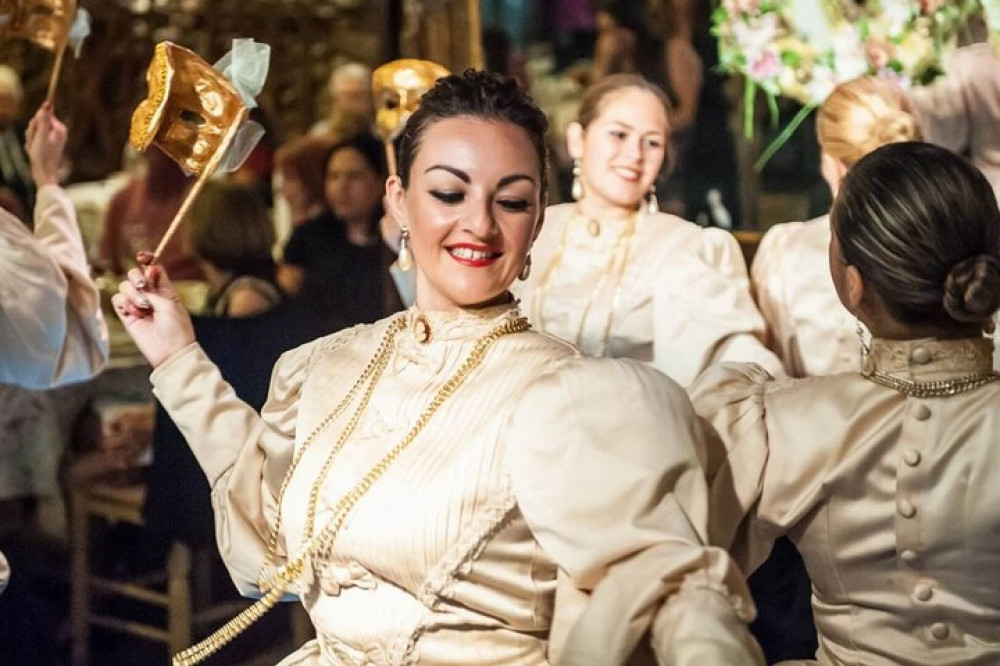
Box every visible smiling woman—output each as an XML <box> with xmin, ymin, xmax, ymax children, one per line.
<box><xmin>112</xmin><ymin>70</ymin><xmax>763</xmax><ymax>665</ymax></box>
<box><xmin>515</xmin><ymin>73</ymin><xmax>782</xmax><ymax>386</ymax></box>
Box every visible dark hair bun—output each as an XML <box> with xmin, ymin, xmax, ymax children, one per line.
<box><xmin>943</xmin><ymin>254</ymin><xmax>1000</xmax><ymax>323</ymax></box>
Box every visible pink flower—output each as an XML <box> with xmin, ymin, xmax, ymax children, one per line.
<box><xmin>866</xmin><ymin>38</ymin><xmax>893</xmax><ymax>70</ymax></box>
<box><xmin>750</xmin><ymin>50</ymin><xmax>780</xmax><ymax>79</ymax></box>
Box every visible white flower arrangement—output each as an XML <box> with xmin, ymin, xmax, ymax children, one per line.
<box><xmin>714</xmin><ymin>0</ymin><xmax>989</xmax><ymax>165</ymax></box>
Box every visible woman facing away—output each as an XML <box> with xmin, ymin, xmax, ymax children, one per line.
<box><xmin>113</xmin><ymin>70</ymin><xmax>763</xmax><ymax>665</ymax></box>
<box><xmin>752</xmin><ymin>76</ymin><xmax>923</xmax><ymax>378</ymax></box>
<box><xmin>515</xmin><ymin>73</ymin><xmax>780</xmax><ymax>387</ymax></box>
<box><xmin>187</xmin><ymin>181</ymin><xmax>283</xmax><ymax>318</ymax></box>
<box><xmin>692</xmin><ymin>141</ymin><xmax>1000</xmax><ymax>665</ymax></box>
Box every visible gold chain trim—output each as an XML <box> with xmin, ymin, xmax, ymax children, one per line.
<box><xmin>172</xmin><ymin>314</ymin><xmax>530</xmax><ymax>666</ymax></box>
<box><xmin>864</xmin><ymin>370</ymin><xmax>1000</xmax><ymax>398</ymax></box>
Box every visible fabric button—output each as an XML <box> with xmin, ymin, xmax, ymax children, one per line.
<box><xmin>914</xmin><ymin>583</ymin><xmax>933</xmax><ymax>602</ymax></box>
<box><xmin>931</xmin><ymin>623</ymin><xmax>950</xmax><ymax>640</ymax></box>
<box><xmin>911</xmin><ymin>347</ymin><xmax>932</xmax><ymax>364</ymax></box>
<box><xmin>899</xmin><ymin>549</ymin><xmax>918</xmax><ymax>563</ymax></box>
<box><xmin>913</xmin><ymin>405</ymin><xmax>931</xmax><ymax>421</ymax></box>
<box><xmin>903</xmin><ymin>449</ymin><xmax>921</xmax><ymax>466</ymax></box>
<box><xmin>898</xmin><ymin>500</ymin><xmax>917</xmax><ymax>518</ymax></box>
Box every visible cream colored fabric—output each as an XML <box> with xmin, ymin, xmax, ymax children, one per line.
<box><xmin>0</xmin><ymin>184</ymin><xmax>108</xmax><ymax>389</ymax></box>
<box><xmin>751</xmin><ymin>215</ymin><xmax>857</xmax><ymax>378</ymax></box>
<box><xmin>910</xmin><ymin>43</ymin><xmax>1000</xmax><ymax>199</ymax></box>
<box><xmin>151</xmin><ymin>303</ymin><xmax>762</xmax><ymax>665</ymax></box>
<box><xmin>691</xmin><ymin>337</ymin><xmax>1000</xmax><ymax>665</ymax></box>
<box><xmin>0</xmin><ymin>185</ymin><xmax>108</xmax><ymax>594</ymax></box>
<box><xmin>515</xmin><ymin>203</ymin><xmax>781</xmax><ymax>387</ymax></box>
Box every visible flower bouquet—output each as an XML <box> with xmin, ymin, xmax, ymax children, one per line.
<box><xmin>714</xmin><ymin>0</ymin><xmax>983</xmax><ymax>167</ymax></box>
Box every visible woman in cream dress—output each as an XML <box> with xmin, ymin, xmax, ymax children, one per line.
<box><xmin>515</xmin><ymin>74</ymin><xmax>780</xmax><ymax>387</ymax></box>
<box><xmin>692</xmin><ymin>141</ymin><xmax>1000</xmax><ymax>665</ymax></box>
<box><xmin>752</xmin><ymin>76</ymin><xmax>922</xmax><ymax>378</ymax></box>
<box><xmin>113</xmin><ymin>71</ymin><xmax>762</xmax><ymax>665</ymax></box>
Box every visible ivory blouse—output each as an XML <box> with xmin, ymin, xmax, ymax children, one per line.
<box><xmin>750</xmin><ymin>215</ymin><xmax>857</xmax><ymax>378</ymax></box>
<box><xmin>691</xmin><ymin>337</ymin><xmax>1000</xmax><ymax>665</ymax></box>
<box><xmin>151</xmin><ymin>303</ymin><xmax>763</xmax><ymax>665</ymax></box>
<box><xmin>515</xmin><ymin>203</ymin><xmax>782</xmax><ymax>386</ymax></box>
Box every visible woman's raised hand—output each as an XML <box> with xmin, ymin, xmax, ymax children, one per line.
<box><xmin>111</xmin><ymin>252</ymin><xmax>196</xmax><ymax>368</ymax></box>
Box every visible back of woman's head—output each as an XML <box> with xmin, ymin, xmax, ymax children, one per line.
<box><xmin>832</xmin><ymin>141</ymin><xmax>1000</xmax><ymax>327</ymax></box>
<box><xmin>818</xmin><ymin>76</ymin><xmax>922</xmax><ymax>167</ymax></box>
<box><xmin>325</xmin><ymin>132</ymin><xmax>388</xmax><ymax>181</ymax></box>
<box><xmin>397</xmin><ymin>69</ymin><xmax>549</xmax><ymax>190</ymax></box>
<box><xmin>189</xmin><ymin>181</ymin><xmax>276</xmax><ymax>278</ymax></box>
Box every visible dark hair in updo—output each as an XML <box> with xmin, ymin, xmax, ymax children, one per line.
<box><xmin>832</xmin><ymin>141</ymin><xmax>1000</xmax><ymax>327</ymax></box>
<box><xmin>396</xmin><ymin>69</ymin><xmax>549</xmax><ymax>192</ymax></box>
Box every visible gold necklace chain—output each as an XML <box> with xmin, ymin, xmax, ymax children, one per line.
<box><xmin>864</xmin><ymin>370</ymin><xmax>1000</xmax><ymax>398</ymax></box>
<box><xmin>257</xmin><ymin>315</ymin><xmax>406</xmax><ymax>580</ymax></box>
<box><xmin>533</xmin><ymin>210</ymin><xmax>636</xmax><ymax>354</ymax></box>
<box><xmin>172</xmin><ymin>315</ymin><xmax>531</xmax><ymax>666</ymax></box>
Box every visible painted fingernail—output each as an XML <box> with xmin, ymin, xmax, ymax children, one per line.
<box><xmin>135</xmin><ymin>278</ymin><xmax>147</xmax><ymax>289</ymax></box>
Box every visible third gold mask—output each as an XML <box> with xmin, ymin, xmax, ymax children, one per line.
<box><xmin>372</xmin><ymin>59</ymin><xmax>450</xmax><ymax>142</ymax></box>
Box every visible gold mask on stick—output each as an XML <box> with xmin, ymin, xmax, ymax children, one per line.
<box><xmin>372</xmin><ymin>58</ymin><xmax>449</xmax><ymax>174</ymax></box>
<box><xmin>0</xmin><ymin>0</ymin><xmax>89</xmax><ymax>103</ymax></box>
<box><xmin>0</xmin><ymin>0</ymin><xmax>76</xmax><ymax>51</ymax></box>
<box><xmin>130</xmin><ymin>42</ymin><xmax>248</xmax><ymax>177</ymax></box>
<box><xmin>129</xmin><ymin>39</ymin><xmax>269</xmax><ymax>264</ymax></box>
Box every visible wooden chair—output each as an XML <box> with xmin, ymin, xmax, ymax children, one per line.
<box><xmin>68</xmin><ymin>470</ymin><xmax>250</xmax><ymax>666</ymax></box>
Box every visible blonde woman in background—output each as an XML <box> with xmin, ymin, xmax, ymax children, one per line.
<box><xmin>516</xmin><ymin>73</ymin><xmax>780</xmax><ymax>386</ymax></box>
<box><xmin>752</xmin><ymin>76</ymin><xmax>923</xmax><ymax>378</ymax></box>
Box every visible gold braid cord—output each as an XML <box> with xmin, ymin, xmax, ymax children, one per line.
<box><xmin>172</xmin><ymin>315</ymin><xmax>531</xmax><ymax>666</ymax></box>
<box><xmin>864</xmin><ymin>370</ymin><xmax>1000</xmax><ymax>398</ymax></box>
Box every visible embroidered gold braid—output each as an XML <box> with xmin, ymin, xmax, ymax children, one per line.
<box><xmin>172</xmin><ymin>315</ymin><xmax>531</xmax><ymax>665</ymax></box>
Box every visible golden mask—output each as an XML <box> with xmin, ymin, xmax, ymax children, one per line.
<box><xmin>129</xmin><ymin>42</ymin><xmax>248</xmax><ymax>176</ymax></box>
<box><xmin>372</xmin><ymin>59</ymin><xmax>450</xmax><ymax>142</ymax></box>
<box><xmin>0</xmin><ymin>0</ymin><xmax>76</xmax><ymax>51</ymax></box>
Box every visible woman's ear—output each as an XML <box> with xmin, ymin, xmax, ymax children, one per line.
<box><xmin>845</xmin><ymin>264</ymin><xmax>866</xmax><ymax>314</ymax></box>
<box><xmin>385</xmin><ymin>175</ymin><xmax>409</xmax><ymax>228</ymax></box>
<box><xmin>566</xmin><ymin>121</ymin><xmax>585</xmax><ymax>161</ymax></box>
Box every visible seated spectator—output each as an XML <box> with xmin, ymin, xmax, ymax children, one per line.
<box><xmin>279</xmin><ymin>133</ymin><xmax>402</xmax><ymax>330</ymax></box>
<box><xmin>99</xmin><ymin>146</ymin><xmax>203</xmax><ymax>281</ymax></box>
<box><xmin>273</xmin><ymin>135</ymin><xmax>336</xmax><ymax>230</ymax></box>
<box><xmin>187</xmin><ymin>181</ymin><xmax>282</xmax><ymax>318</ymax></box>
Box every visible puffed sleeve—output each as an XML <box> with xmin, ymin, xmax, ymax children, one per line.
<box><xmin>33</xmin><ymin>185</ymin><xmax>108</xmax><ymax>385</ymax></box>
<box><xmin>506</xmin><ymin>357</ymin><xmax>763</xmax><ymax>665</ymax></box>
<box><xmin>750</xmin><ymin>223</ymin><xmax>795</xmax><ymax>375</ymax></box>
<box><xmin>653</xmin><ymin>226</ymin><xmax>783</xmax><ymax>386</ymax></box>
<box><xmin>151</xmin><ymin>338</ymin><xmax>318</xmax><ymax>594</ymax></box>
<box><xmin>688</xmin><ymin>362</ymin><xmax>781</xmax><ymax>574</ymax></box>
<box><xmin>0</xmin><ymin>187</ymin><xmax>107</xmax><ymax>390</ymax></box>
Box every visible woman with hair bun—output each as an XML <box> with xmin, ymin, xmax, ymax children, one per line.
<box><xmin>693</xmin><ymin>141</ymin><xmax>1000</xmax><ymax>665</ymax></box>
<box><xmin>752</xmin><ymin>76</ymin><xmax>923</xmax><ymax>378</ymax></box>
